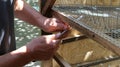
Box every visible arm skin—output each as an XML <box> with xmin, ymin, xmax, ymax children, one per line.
<box><xmin>0</xmin><ymin>0</ymin><xmax>68</xmax><ymax>67</ymax></box>
<box><xmin>0</xmin><ymin>46</ymin><xmax>32</xmax><ymax>67</ymax></box>
<box><xmin>14</xmin><ymin>0</ymin><xmax>67</xmax><ymax>32</ymax></box>
<box><xmin>0</xmin><ymin>34</ymin><xmax>61</xmax><ymax>67</ymax></box>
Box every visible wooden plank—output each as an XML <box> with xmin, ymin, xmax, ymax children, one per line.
<box><xmin>41</xmin><ymin>59</ymin><xmax>53</xmax><ymax>67</ymax></box>
<box><xmin>41</xmin><ymin>0</ymin><xmax>56</xmax><ymax>16</ymax></box>
<box><xmin>51</xmin><ymin>9</ymin><xmax>120</xmax><ymax>56</ymax></box>
<box><xmin>53</xmin><ymin>53</ymin><xmax>72</xmax><ymax>67</ymax></box>
<box><xmin>56</xmin><ymin>28</ymin><xmax>117</xmax><ymax>65</ymax></box>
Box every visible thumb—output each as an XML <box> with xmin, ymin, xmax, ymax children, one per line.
<box><xmin>52</xmin><ymin>40</ymin><xmax>61</xmax><ymax>46</ymax></box>
<box><xmin>55</xmin><ymin>30</ymin><xmax>70</xmax><ymax>39</ymax></box>
<box><xmin>49</xmin><ymin>30</ymin><xmax>69</xmax><ymax>40</ymax></box>
<box><xmin>51</xmin><ymin>40</ymin><xmax>61</xmax><ymax>51</ymax></box>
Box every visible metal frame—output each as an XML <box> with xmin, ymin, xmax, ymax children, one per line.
<box><xmin>74</xmin><ymin>56</ymin><xmax>120</xmax><ymax>67</ymax></box>
<box><xmin>40</xmin><ymin>0</ymin><xmax>120</xmax><ymax>67</ymax></box>
<box><xmin>41</xmin><ymin>0</ymin><xmax>56</xmax><ymax>17</ymax></box>
<box><xmin>52</xmin><ymin>9</ymin><xmax>120</xmax><ymax>56</ymax></box>
<box><xmin>54</xmin><ymin>53</ymin><xmax>71</xmax><ymax>67</ymax></box>
<box><xmin>61</xmin><ymin>35</ymin><xmax>87</xmax><ymax>44</ymax></box>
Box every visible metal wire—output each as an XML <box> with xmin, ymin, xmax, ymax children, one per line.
<box><xmin>54</xmin><ymin>0</ymin><xmax>120</xmax><ymax>41</ymax></box>
<box><xmin>52</xmin><ymin>0</ymin><xmax>120</xmax><ymax>66</ymax></box>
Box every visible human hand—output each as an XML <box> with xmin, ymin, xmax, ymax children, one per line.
<box><xmin>41</xmin><ymin>18</ymin><xmax>69</xmax><ymax>32</ymax></box>
<box><xmin>26</xmin><ymin>33</ymin><xmax>61</xmax><ymax>60</ymax></box>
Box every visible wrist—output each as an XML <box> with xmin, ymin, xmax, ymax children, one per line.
<box><xmin>11</xmin><ymin>46</ymin><xmax>34</xmax><ymax>61</ymax></box>
<box><xmin>36</xmin><ymin>16</ymin><xmax>49</xmax><ymax>30</ymax></box>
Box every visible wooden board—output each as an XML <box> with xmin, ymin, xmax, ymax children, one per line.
<box><xmin>52</xmin><ymin>28</ymin><xmax>120</xmax><ymax>67</ymax></box>
<box><xmin>58</xmin><ymin>39</ymin><xmax>116</xmax><ymax>64</ymax></box>
<box><xmin>53</xmin><ymin>29</ymin><xmax>119</xmax><ymax>67</ymax></box>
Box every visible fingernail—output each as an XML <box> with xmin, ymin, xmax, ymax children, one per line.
<box><xmin>56</xmin><ymin>32</ymin><xmax>61</xmax><ymax>39</ymax></box>
<box><xmin>52</xmin><ymin>40</ymin><xmax>60</xmax><ymax>45</ymax></box>
<box><xmin>64</xmin><ymin>25</ymin><xmax>71</xmax><ymax>30</ymax></box>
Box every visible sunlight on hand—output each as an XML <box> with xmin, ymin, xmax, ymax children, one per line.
<box><xmin>14</xmin><ymin>0</ymin><xmax>24</xmax><ymax>11</ymax></box>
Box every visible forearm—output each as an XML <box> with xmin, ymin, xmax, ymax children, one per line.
<box><xmin>14</xmin><ymin>0</ymin><xmax>67</xmax><ymax>32</ymax></box>
<box><xmin>14</xmin><ymin>0</ymin><xmax>47</xmax><ymax>28</ymax></box>
<box><xmin>0</xmin><ymin>46</ymin><xmax>32</xmax><ymax>67</ymax></box>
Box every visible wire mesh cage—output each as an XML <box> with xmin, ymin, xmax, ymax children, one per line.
<box><xmin>39</xmin><ymin>0</ymin><xmax>120</xmax><ymax>66</ymax></box>
<box><xmin>50</xmin><ymin>0</ymin><xmax>120</xmax><ymax>66</ymax></box>
<box><xmin>53</xmin><ymin>0</ymin><xmax>120</xmax><ymax>48</ymax></box>
<box><xmin>55</xmin><ymin>0</ymin><xmax>120</xmax><ymax>6</ymax></box>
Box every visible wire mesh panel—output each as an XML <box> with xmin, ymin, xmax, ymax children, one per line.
<box><xmin>53</xmin><ymin>0</ymin><xmax>120</xmax><ymax>55</ymax></box>
<box><xmin>55</xmin><ymin>0</ymin><xmax>120</xmax><ymax>6</ymax></box>
<box><xmin>53</xmin><ymin>0</ymin><xmax>120</xmax><ymax>48</ymax></box>
<box><xmin>48</xmin><ymin>0</ymin><xmax>120</xmax><ymax>66</ymax></box>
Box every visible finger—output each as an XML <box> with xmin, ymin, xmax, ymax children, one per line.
<box><xmin>51</xmin><ymin>40</ymin><xmax>61</xmax><ymax>51</ymax></box>
<box><xmin>47</xmin><ymin>30</ymin><xmax>69</xmax><ymax>40</ymax></box>
<box><xmin>52</xmin><ymin>40</ymin><xmax>60</xmax><ymax>45</ymax></box>
<box><xmin>56</xmin><ymin>18</ymin><xmax>70</xmax><ymax>30</ymax></box>
<box><xmin>42</xmin><ymin>34</ymin><xmax>61</xmax><ymax>44</ymax></box>
<box><xmin>55</xmin><ymin>30</ymin><xmax>70</xmax><ymax>39</ymax></box>
<box><xmin>44</xmin><ymin>30</ymin><xmax>69</xmax><ymax>41</ymax></box>
<box><xmin>49</xmin><ymin>32</ymin><xmax>62</xmax><ymax>40</ymax></box>
<box><xmin>56</xmin><ymin>23</ymin><xmax>68</xmax><ymax>31</ymax></box>
<box><xmin>52</xmin><ymin>18</ymin><xmax>69</xmax><ymax>31</ymax></box>
<box><xmin>48</xmin><ymin>23</ymin><xmax>68</xmax><ymax>32</ymax></box>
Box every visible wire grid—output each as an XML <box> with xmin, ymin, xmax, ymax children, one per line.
<box><xmin>55</xmin><ymin>0</ymin><xmax>120</xmax><ymax>6</ymax></box>
<box><xmin>53</xmin><ymin>0</ymin><xmax>120</xmax><ymax>47</ymax></box>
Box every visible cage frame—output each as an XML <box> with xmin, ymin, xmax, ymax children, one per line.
<box><xmin>40</xmin><ymin>0</ymin><xmax>120</xmax><ymax>67</ymax></box>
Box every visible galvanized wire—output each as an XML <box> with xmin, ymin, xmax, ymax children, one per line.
<box><xmin>54</xmin><ymin>0</ymin><xmax>120</xmax><ymax>42</ymax></box>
